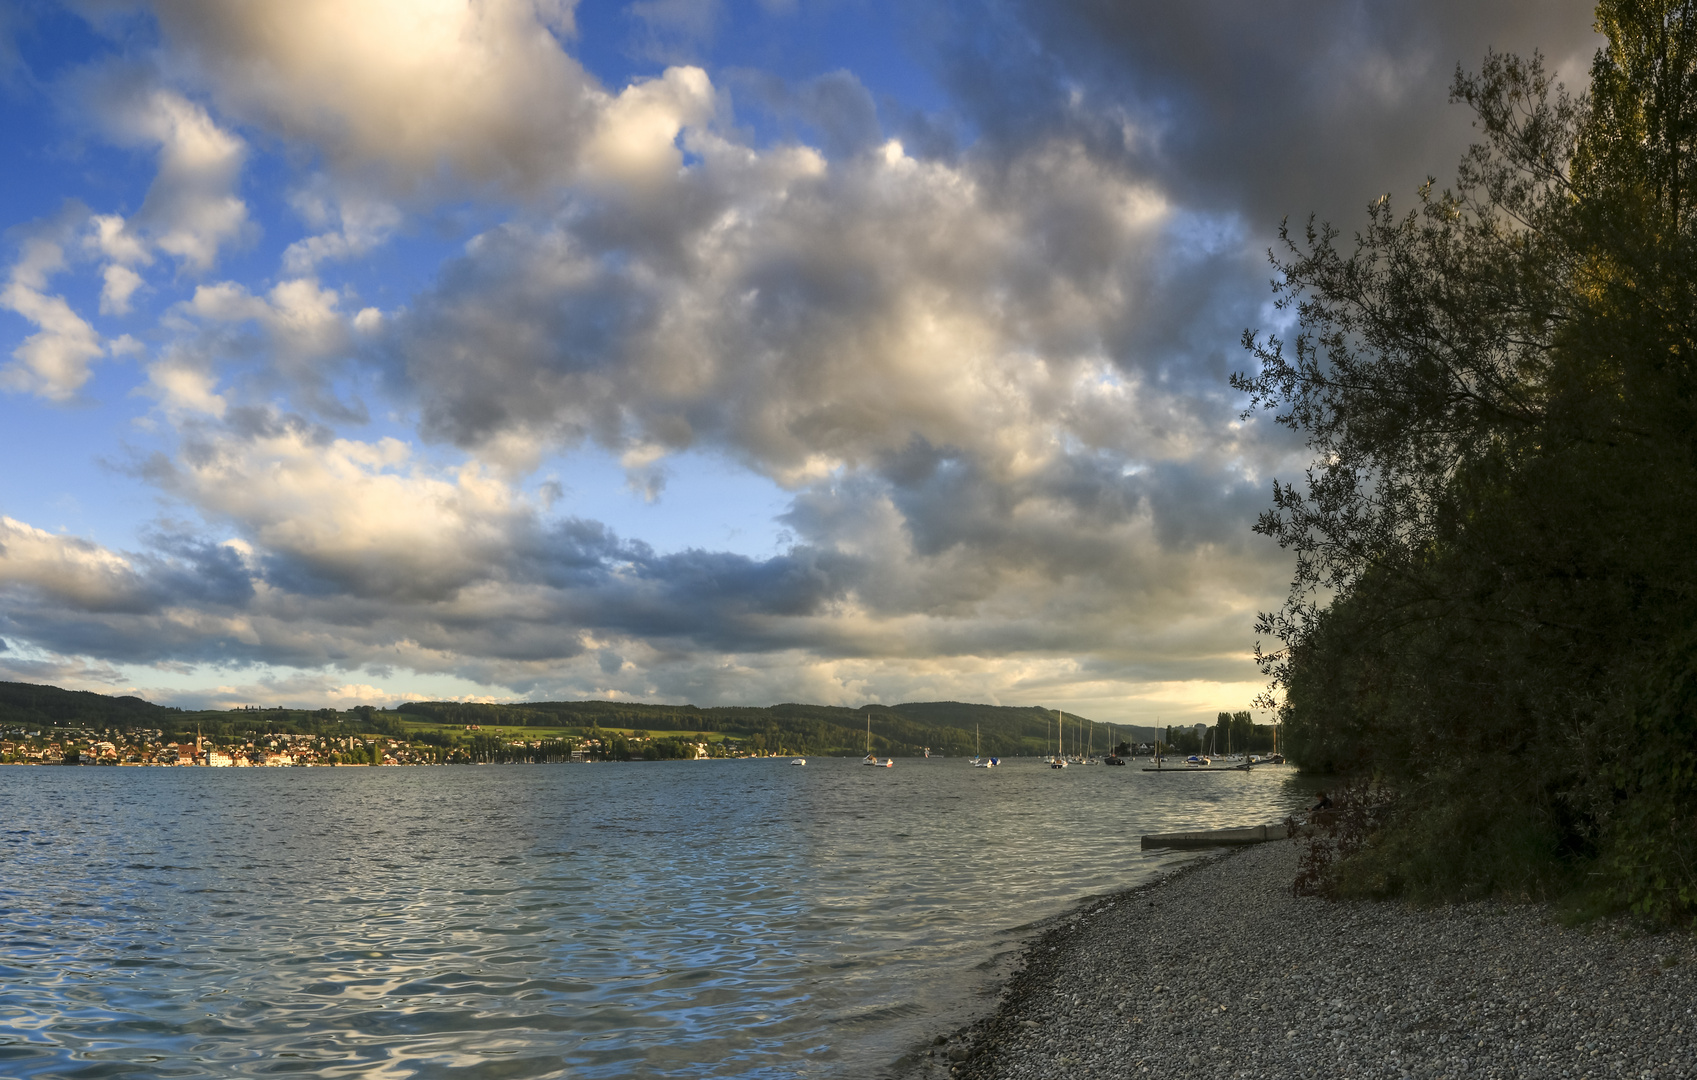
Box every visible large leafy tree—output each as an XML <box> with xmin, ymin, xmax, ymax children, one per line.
<box><xmin>1237</xmin><ymin>0</ymin><xmax>1697</xmax><ymax>918</ymax></box>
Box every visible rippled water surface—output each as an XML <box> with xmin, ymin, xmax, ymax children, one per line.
<box><xmin>0</xmin><ymin>759</ymin><xmax>1308</xmax><ymax>1078</ymax></box>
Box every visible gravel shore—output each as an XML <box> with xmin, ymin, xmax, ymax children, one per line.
<box><xmin>913</xmin><ymin>840</ymin><xmax>1696</xmax><ymax>1079</ymax></box>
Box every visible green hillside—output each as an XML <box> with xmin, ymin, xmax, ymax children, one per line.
<box><xmin>0</xmin><ymin>681</ymin><xmax>180</xmax><ymax>728</ymax></box>
<box><xmin>0</xmin><ymin>680</ymin><xmax>1162</xmax><ymax>757</ymax></box>
<box><xmin>394</xmin><ymin>698</ymin><xmax>1144</xmax><ymax>757</ymax></box>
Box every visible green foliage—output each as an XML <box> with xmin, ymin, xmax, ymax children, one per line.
<box><xmin>1600</xmin><ymin>625</ymin><xmax>1697</xmax><ymax>921</ymax></box>
<box><xmin>398</xmin><ymin>699</ymin><xmax>1100</xmax><ymax>757</ymax></box>
<box><xmin>1165</xmin><ymin>726</ymin><xmax>1202</xmax><ymax>754</ymax></box>
<box><xmin>0</xmin><ymin>681</ymin><xmax>178</xmax><ymax>728</ymax></box>
<box><xmin>1238</xmin><ymin>2</ymin><xmax>1697</xmax><ymax>922</ymax></box>
<box><xmin>1213</xmin><ymin>711</ymin><xmax>1271</xmax><ymax>754</ymax></box>
<box><xmin>642</xmin><ymin>737</ymin><xmax>698</xmax><ymax>761</ymax></box>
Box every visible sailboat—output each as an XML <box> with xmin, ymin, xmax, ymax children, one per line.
<box><xmin>862</xmin><ymin>711</ymin><xmax>892</xmax><ymax>767</ymax></box>
<box><xmin>1188</xmin><ymin>726</ymin><xmax>1212</xmax><ymax>767</ymax></box>
<box><xmin>972</xmin><ymin>724</ymin><xmax>996</xmax><ymax>767</ymax></box>
<box><xmin>1051</xmin><ymin>710</ymin><xmax>1067</xmax><ymax>768</ymax></box>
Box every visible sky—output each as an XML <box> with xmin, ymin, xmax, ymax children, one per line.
<box><xmin>0</xmin><ymin>0</ymin><xmax>1603</xmax><ymax>722</ymax></box>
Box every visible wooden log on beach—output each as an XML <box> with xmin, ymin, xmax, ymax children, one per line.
<box><xmin>1140</xmin><ymin>823</ymin><xmax>1285</xmax><ymax>850</ymax></box>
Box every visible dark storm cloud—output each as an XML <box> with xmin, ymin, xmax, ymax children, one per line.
<box><xmin>1</xmin><ymin>485</ymin><xmax>872</xmax><ymax>673</ymax></box>
<box><xmin>138</xmin><ymin>529</ymin><xmax>256</xmax><ymax>607</ymax></box>
<box><xmin>383</xmin><ymin>224</ymin><xmax>663</xmax><ymax>454</ymax></box>
<box><xmin>941</xmin><ymin>0</ymin><xmax>1601</xmax><ymax>228</ymax></box>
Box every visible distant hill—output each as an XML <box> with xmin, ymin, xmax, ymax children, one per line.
<box><xmin>396</xmin><ymin>697</ymin><xmax>1156</xmax><ymax>757</ymax></box>
<box><xmin>0</xmin><ymin>681</ymin><xmax>179</xmax><ymax>729</ymax></box>
<box><xmin>0</xmin><ymin>680</ymin><xmax>1161</xmax><ymax>757</ymax></box>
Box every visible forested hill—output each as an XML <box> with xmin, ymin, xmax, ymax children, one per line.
<box><xmin>395</xmin><ymin>698</ymin><xmax>1144</xmax><ymax>758</ymax></box>
<box><xmin>0</xmin><ymin>681</ymin><xmax>1151</xmax><ymax>758</ymax></box>
<box><xmin>0</xmin><ymin>681</ymin><xmax>180</xmax><ymax>728</ymax></box>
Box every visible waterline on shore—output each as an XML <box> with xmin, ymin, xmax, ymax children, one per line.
<box><xmin>0</xmin><ymin>756</ymin><xmax>1308</xmax><ymax>1079</ymax></box>
<box><xmin>945</xmin><ymin>842</ymin><xmax>1697</xmax><ymax>1080</ymax></box>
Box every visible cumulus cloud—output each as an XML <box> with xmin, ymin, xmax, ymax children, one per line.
<box><xmin>0</xmin><ymin>0</ymin><xmax>1608</xmax><ymax>718</ymax></box>
<box><xmin>281</xmin><ymin>186</ymin><xmax>402</xmax><ymax>274</ymax></box>
<box><xmin>0</xmin><ymin>516</ymin><xmax>150</xmax><ymax>611</ymax></box>
<box><xmin>85</xmin><ymin>82</ymin><xmax>252</xmax><ymax>271</ymax></box>
<box><xmin>98</xmin><ymin>264</ymin><xmax>145</xmax><ymax>316</ymax></box>
<box><xmin>582</xmin><ymin>65</ymin><xmax>716</xmax><ymax>190</ymax></box>
<box><xmin>1</xmin><ymin>222</ymin><xmax>106</xmax><ymax>401</ymax></box>
<box><xmin>85</xmin><ymin>214</ymin><xmax>155</xmax><ymax>315</ymax></box>
<box><xmin>145</xmin><ymin>357</ymin><xmax>226</xmax><ymax>418</ymax></box>
<box><xmin>4</xmin><ymin>1</ymin><xmax>1305</xmax><ymax>712</ymax></box>
<box><xmin>0</xmin><ymin>382</ymin><xmax>1290</xmax><ymax>711</ymax></box>
<box><xmin>385</xmin><ymin>133</ymin><xmax>1202</xmax><ymax>482</ymax></box>
<box><xmin>148</xmin><ymin>417</ymin><xmax>540</xmax><ymax>602</ymax></box>
<box><xmin>360</xmin><ymin>101</ymin><xmax>1301</xmax><ymax>683</ymax></box>
<box><xmin>147</xmin><ymin>0</ymin><xmax>688</xmax><ymax>197</ymax></box>
<box><xmin>146</xmin><ymin>276</ymin><xmax>360</xmax><ymax>418</ymax></box>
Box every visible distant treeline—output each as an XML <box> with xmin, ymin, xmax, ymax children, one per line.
<box><xmin>396</xmin><ymin>699</ymin><xmax>1134</xmax><ymax>757</ymax></box>
<box><xmin>0</xmin><ymin>682</ymin><xmax>1167</xmax><ymax>759</ymax></box>
<box><xmin>1163</xmin><ymin>712</ymin><xmax>1277</xmax><ymax>755</ymax></box>
<box><xmin>0</xmin><ymin>681</ymin><xmax>180</xmax><ymax>728</ymax></box>
<box><xmin>0</xmin><ymin>683</ymin><xmax>408</xmax><ymax>740</ymax></box>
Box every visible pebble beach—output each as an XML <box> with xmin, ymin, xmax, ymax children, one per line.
<box><xmin>914</xmin><ymin>840</ymin><xmax>1697</xmax><ymax>1080</ymax></box>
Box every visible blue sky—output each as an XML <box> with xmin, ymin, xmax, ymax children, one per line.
<box><xmin>0</xmin><ymin>0</ymin><xmax>1601</xmax><ymax>720</ymax></box>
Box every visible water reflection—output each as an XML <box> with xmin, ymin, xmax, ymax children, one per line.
<box><xmin>0</xmin><ymin>758</ymin><xmax>1308</xmax><ymax>1078</ymax></box>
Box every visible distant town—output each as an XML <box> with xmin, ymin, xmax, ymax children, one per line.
<box><xmin>0</xmin><ymin>726</ymin><xmax>729</xmax><ymax>767</ymax></box>
<box><xmin>0</xmin><ymin>680</ymin><xmax>1273</xmax><ymax>767</ymax></box>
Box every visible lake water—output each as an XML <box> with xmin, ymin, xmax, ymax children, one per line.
<box><xmin>0</xmin><ymin>758</ymin><xmax>1309</xmax><ymax>1078</ymax></box>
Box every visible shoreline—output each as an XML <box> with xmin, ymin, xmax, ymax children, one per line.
<box><xmin>911</xmin><ymin>840</ymin><xmax>1695</xmax><ymax>1079</ymax></box>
